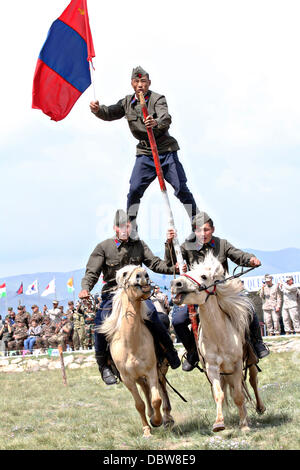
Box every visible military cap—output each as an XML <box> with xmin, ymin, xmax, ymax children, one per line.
<box><xmin>192</xmin><ymin>211</ymin><xmax>212</xmax><ymax>229</ymax></box>
<box><xmin>62</xmin><ymin>316</ymin><xmax>68</xmax><ymax>320</ymax></box>
<box><xmin>286</xmin><ymin>275</ymin><xmax>294</xmax><ymax>281</ymax></box>
<box><xmin>264</xmin><ymin>275</ymin><xmax>273</xmax><ymax>281</ymax></box>
<box><xmin>31</xmin><ymin>304</ymin><xmax>38</xmax><ymax>309</ymax></box>
<box><xmin>68</xmin><ymin>300</ymin><xmax>74</xmax><ymax>305</ymax></box>
<box><xmin>114</xmin><ymin>209</ymin><xmax>129</xmax><ymax>227</ymax></box>
<box><xmin>52</xmin><ymin>300</ymin><xmax>58</xmax><ymax>304</ymax></box>
<box><xmin>7</xmin><ymin>307</ymin><xmax>13</xmax><ymax>311</ymax></box>
<box><xmin>131</xmin><ymin>66</ymin><xmax>149</xmax><ymax>79</ymax></box>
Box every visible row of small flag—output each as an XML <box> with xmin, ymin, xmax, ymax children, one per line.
<box><xmin>0</xmin><ymin>278</ymin><xmax>74</xmax><ymax>298</ymax></box>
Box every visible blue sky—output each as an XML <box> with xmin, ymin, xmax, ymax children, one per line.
<box><xmin>1</xmin><ymin>0</ymin><xmax>300</xmax><ymax>279</ymax></box>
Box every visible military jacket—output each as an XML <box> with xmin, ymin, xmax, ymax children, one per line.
<box><xmin>279</xmin><ymin>283</ymin><xmax>300</xmax><ymax>309</ymax></box>
<box><xmin>82</xmin><ymin>236</ymin><xmax>175</xmax><ymax>294</ymax></box>
<box><xmin>259</xmin><ymin>284</ymin><xmax>282</xmax><ymax>310</ymax></box>
<box><xmin>15</xmin><ymin>311</ymin><xmax>31</xmax><ymax>328</ymax></box>
<box><xmin>41</xmin><ymin>321</ymin><xmax>56</xmax><ymax>339</ymax></box>
<box><xmin>73</xmin><ymin>310</ymin><xmax>85</xmax><ymax>329</ymax></box>
<box><xmin>95</xmin><ymin>90</ymin><xmax>179</xmax><ymax>156</ymax></box>
<box><xmin>165</xmin><ymin>235</ymin><xmax>255</xmax><ymax>273</ymax></box>
<box><xmin>14</xmin><ymin>324</ymin><xmax>28</xmax><ymax>340</ymax></box>
<box><xmin>0</xmin><ymin>325</ymin><xmax>14</xmax><ymax>342</ymax></box>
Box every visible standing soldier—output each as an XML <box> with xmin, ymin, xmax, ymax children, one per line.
<box><xmin>279</xmin><ymin>276</ymin><xmax>300</xmax><ymax>335</ymax></box>
<box><xmin>0</xmin><ymin>319</ymin><xmax>14</xmax><ymax>356</ymax></box>
<box><xmin>47</xmin><ymin>300</ymin><xmax>62</xmax><ymax>324</ymax></box>
<box><xmin>90</xmin><ymin>66</ymin><xmax>200</xmax><ymax>235</ymax></box>
<box><xmin>72</xmin><ymin>302</ymin><xmax>86</xmax><ymax>350</ymax></box>
<box><xmin>83</xmin><ymin>301</ymin><xmax>95</xmax><ymax>350</ymax></box>
<box><xmin>259</xmin><ymin>275</ymin><xmax>282</xmax><ymax>336</ymax></box>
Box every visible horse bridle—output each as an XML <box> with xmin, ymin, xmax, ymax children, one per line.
<box><xmin>183</xmin><ymin>265</ymin><xmax>257</xmax><ymax>302</ymax></box>
<box><xmin>183</xmin><ymin>273</ymin><xmax>218</xmax><ymax>302</ymax></box>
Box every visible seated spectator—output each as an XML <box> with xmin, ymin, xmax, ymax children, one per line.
<box><xmin>6</xmin><ymin>309</ymin><xmax>16</xmax><ymax>325</ymax></box>
<box><xmin>48</xmin><ymin>316</ymin><xmax>73</xmax><ymax>351</ymax></box>
<box><xmin>47</xmin><ymin>300</ymin><xmax>62</xmax><ymax>324</ymax></box>
<box><xmin>36</xmin><ymin>316</ymin><xmax>56</xmax><ymax>352</ymax></box>
<box><xmin>0</xmin><ymin>318</ymin><xmax>14</xmax><ymax>356</ymax></box>
<box><xmin>24</xmin><ymin>319</ymin><xmax>42</xmax><ymax>354</ymax></box>
<box><xmin>15</xmin><ymin>305</ymin><xmax>31</xmax><ymax>328</ymax></box>
<box><xmin>31</xmin><ymin>305</ymin><xmax>43</xmax><ymax>324</ymax></box>
<box><xmin>8</xmin><ymin>321</ymin><xmax>28</xmax><ymax>354</ymax></box>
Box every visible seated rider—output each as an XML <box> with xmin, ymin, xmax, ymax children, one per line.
<box><xmin>165</xmin><ymin>211</ymin><xmax>270</xmax><ymax>372</ymax></box>
<box><xmin>79</xmin><ymin>209</ymin><xmax>181</xmax><ymax>385</ymax></box>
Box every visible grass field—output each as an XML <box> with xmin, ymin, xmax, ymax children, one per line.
<box><xmin>1</xmin><ymin>340</ymin><xmax>300</xmax><ymax>451</ymax></box>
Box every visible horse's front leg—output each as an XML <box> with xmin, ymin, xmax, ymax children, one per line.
<box><xmin>147</xmin><ymin>370</ymin><xmax>163</xmax><ymax>428</ymax></box>
<box><xmin>122</xmin><ymin>377</ymin><xmax>152</xmax><ymax>438</ymax></box>
<box><xmin>206</xmin><ymin>363</ymin><xmax>225</xmax><ymax>432</ymax></box>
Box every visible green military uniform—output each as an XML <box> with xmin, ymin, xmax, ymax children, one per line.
<box><xmin>82</xmin><ymin>236</ymin><xmax>174</xmax><ymax>294</ymax></box>
<box><xmin>48</xmin><ymin>319</ymin><xmax>73</xmax><ymax>351</ymax></box>
<box><xmin>36</xmin><ymin>319</ymin><xmax>56</xmax><ymax>351</ymax></box>
<box><xmin>8</xmin><ymin>323</ymin><xmax>28</xmax><ymax>353</ymax></box>
<box><xmin>165</xmin><ymin>234</ymin><xmax>255</xmax><ymax>272</ymax></box>
<box><xmin>72</xmin><ymin>306</ymin><xmax>86</xmax><ymax>350</ymax></box>
<box><xmin>83</xmin><ymin>307</ymin><xmax>95</xmax><ymax>349</ymax></box>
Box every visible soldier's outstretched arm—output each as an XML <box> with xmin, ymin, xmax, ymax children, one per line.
<box><xmin>90</xmin><ymin>99</ymin><xmax>125</xmax><ymax>121</ymax></box>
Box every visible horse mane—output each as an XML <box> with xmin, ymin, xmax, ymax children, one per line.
<box><xmin>98</xmin><ymin>265</ymin><xmax>149</xmax><ymax>342</ymax></box>
<box><xmin>191</xmin><ymin>253</ymin><xmax>251</xmax><ymax>337</ymax></box>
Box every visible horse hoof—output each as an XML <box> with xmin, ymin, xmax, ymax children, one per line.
<box><xmin>213</xmin><ymin>422</ymin><xmax>225</xmax><ymax>432</ymax></box>
<box><xmin>143</xmin><ymin>426</ymin><xmax>152</xmax><ymax>438</ymax></box>
<box><xmin>150</xmin><ymin>417</ymin><xmax>163</xmax><ymax>428</ymax></box>
<box><xmin>163</xmin><ymin>418</ymin><xmax>175</xmax><ymax>429</ymax></box>
<box><xmin>241</xmin><ymin>426</ymin><xmax>250</xmax><ymax>432</ymax></box>
<box><xmin>256</xmin><ymin>406</ymin><xmax>266</xmax><ymax>415</ymax></box>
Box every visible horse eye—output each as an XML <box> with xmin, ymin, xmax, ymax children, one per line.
<box><xmin>201</xmin><ymin>275</ymin><xmax>207</xmax><ymax>280</ymax></box>
<box><xmin>145</xmin><ymin>273</ymin><xmax>149</xmax><ymax>278</ymax></box>
<box><xmin>136</xmin><ymin>274</ymin><xmax>141</xmax><ymax>278</ymax></box>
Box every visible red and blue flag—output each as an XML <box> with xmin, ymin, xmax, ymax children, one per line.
<box><xmin>32</xmin><ymin>0</ymin><xmax>95</xmax><ymax>121</ymax></box>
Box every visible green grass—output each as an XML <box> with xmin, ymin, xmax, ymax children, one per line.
<box><xmin>0</xmin><ymin>344</ymin><xmax>300</xmax><ymax>450</ymax></box>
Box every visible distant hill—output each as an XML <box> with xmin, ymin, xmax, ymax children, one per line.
<box><xmin>1</xmin><ymin>247</ymin><xmax>299</xmax><ymax>315</ymax></box>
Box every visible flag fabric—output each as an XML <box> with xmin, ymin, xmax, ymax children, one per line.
<box><xmin>16</xmin><ymin>283</ymin><xmax>23</xmax><ymax>295</ymax></box>
<box><xmin>67</xmin><ymin>277</ymin><xmax>74</xmax><ymax>293</ymax></box>
<box><xmin>32</xmin><ymin>0</ymin><xmax>95</xmax><ymax>121</ymax></box>
<box><xmin>25</xmin><ymin>280</ymin><xmax>39</xmax><ymax>295</ymax></box>
<box><xmin>0</xmin><ymin>283</ymin><xmax>7</xmax><ymax>298</ymax></box>
<box><xmin>41</xmin><ymin>279</ymin><xmax>56</xmax><ymax>297</ymax></box>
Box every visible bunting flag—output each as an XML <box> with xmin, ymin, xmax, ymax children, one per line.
<box><xmin>41</xmin><ymin>279</ymin><xmax>56</xmax><ymax>297</ymax></box>
<box><xmin>25</xmin><ymin>280</ymin><xmax>39</xmax><ymax>295</ymax></box>
<box><xmin>67</xmin><ymin>277</ymin><xmax>74</xmax><ymax>293</ymax></box>
<box><xmin>0</xmin><ymin>283</ymin><xmax>7</xmax><ymax>298</ymax></box>
<box><xmin>16</xmin><ymin>283</ymin><xmax>23</xmax><ymax>295</ymax></box>
<box><xmin>32</xmin><ymin>0</ymin><xmax>95</xmax><ymax>121</ymax></box>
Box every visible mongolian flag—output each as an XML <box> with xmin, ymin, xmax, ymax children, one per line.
<box><xmin>32</xmin><ymin>0</ymin><xmax>95</xmax><ymax>121</ymax></box>
<box><xmin>16</xmin><ymin>283</ymin><xmax>23</xmax><ymax>295</ymax></box>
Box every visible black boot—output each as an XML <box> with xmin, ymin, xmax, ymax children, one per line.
<box><xmin>95</xmin><ymin>354</ymin><xmax>117</xmax><ymax>385</ymax></box>
<box><xmin>164</xmin><ymin>347</ymin><xmax>181</xmax><ymax>369</ymax></box>
<box><xmin>249</xmin><ymin>311</ymin><xmax>270</xmax><ymax>359</ymax></box>
<box><xmin>144</xmin><ymin>319</ymin><xmax>181</xmax><ymax>369</ymax></box>
<box><xmin>182</xmin><ymin>347</ymin><xmax>199</xmax><ymax>372</ymax></box>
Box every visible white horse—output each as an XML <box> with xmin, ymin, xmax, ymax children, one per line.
<box><xmin>99</xmin><ymin>265</ymin><xmax>174</xmax><ymax>437</ymax></box>
<box><xmin>171</xmin><ymin>253</ymin><xmax>265</xmax><ymax>432</ymax></box>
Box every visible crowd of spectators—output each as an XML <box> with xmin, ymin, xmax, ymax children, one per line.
<box><xmin>1</xmin><ymin>275</ymin><xmax>299</xmax><ymax>356</ymax></box>
<box><xmin>0</xmin><ymin>297</ymin><xmax>99</xmax><ymax>356</ymax></box>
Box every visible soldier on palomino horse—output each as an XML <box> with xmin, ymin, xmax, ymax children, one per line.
<box><xmin>79</xmin><ymin>209</ymin><xmax>181</xmax><ymax>386</ymax></box>
<box><xmin>165</xmin><ymin>211</ymin><xmax>270</xmax><ymax>371</ymax></box>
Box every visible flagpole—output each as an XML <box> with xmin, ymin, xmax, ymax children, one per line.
<box><xmin>89</xmin><ymin>62</ymin><xmax>96</xmax><ymax>102</ymax></box>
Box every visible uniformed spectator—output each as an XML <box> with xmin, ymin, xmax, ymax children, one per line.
<box><xmin>279</xmin><ymin>276</ymin><xmax>300</xmax><ymax>335</ymax></box>
<box><xmin>259</xmin><ymin>275</ymin><xmax>282</xmax><ymax>336</ymax></box>
<box><xmin>31</xmin><ymin>305</ymin><xmax>43</xmax><ymax>324</ymax></box>
<box><xmin>48</xmin><ymin>316</ymin><xmax>73</xmax><ymax>351</ymax></box>
<box><xmin>36</xmin><ymin>316</ymin><xmax>56</xmax><ymax>352</ymax></box>
<box><xmin>83</xmin><ymin>301</ymin><xmax>95</xmax><ymax>349</ymax></box>
<box><xmin>47</xmin><ymin>300</ymin><xmax>62</xmax><ymax>324</ymax></box>
<box><xmin>0</xmin><ymin>318</ymin><xmax>14</xmax><ymax>355</ymax></box>
<box><xmin>150</xmin><ymin>285</ymin><xmax>171</xmax><ymax>330</ymax></box>
<box><xmin>15</xmin><ymin>305</ymin><xmax>31</xmax><ymax>328</ymax></box>
<box><xmin>72</xmin><ymin>302</ymin><xmax>86</xmax><ymax>350</ymax></box>
<box><xmin>8</xmin><ymin>321</ymin><xmax>28</xmax><ymax>354</ymax></box>
<box><xmin>6</xmin><ymin>308</ymin><xmax>16</xmax><ymax>325</ymax></box>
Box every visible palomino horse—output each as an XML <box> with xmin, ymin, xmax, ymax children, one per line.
<box><xmin>171</xmin><ymin>253</ymin><xmax>265</xmax><ymax>432</ymax></box>
<box><xmin>99</xmin><ymin>265</ymin><xmax>174</xmax><ymax>437</ymax></box>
